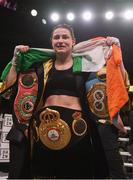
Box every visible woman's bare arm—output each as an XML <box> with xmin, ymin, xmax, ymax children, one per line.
<box><xmin>4</xmin><ymin>45</ymin><xmax>29</xmax><ymax>89</ymax></box>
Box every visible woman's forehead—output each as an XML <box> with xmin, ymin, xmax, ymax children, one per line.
<box><xmin>53</xmin><ymin>28</ymin><xmax>71</xmax><ymax>35</ymax></box>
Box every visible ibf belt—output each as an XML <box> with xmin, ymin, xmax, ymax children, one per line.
<box><xmin>38</xmin><ymin>108</ymin><xmax>71</xmax><ymax>150</ymax></box>
<box><xmin>14</xmin><ymin>71</ymin><xmax>38</xmax><ymax>124</ymax></box>
<box><xmin>87</xmin><ymin>82</ymin><xmax>109</xmax><ymax>118</ymax></box>
<box><xmin>36</xmin><ymin>108</ymin><xmax>87</xmax><ymax>150</ymax></box>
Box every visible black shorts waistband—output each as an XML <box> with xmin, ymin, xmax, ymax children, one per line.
<box><xmin>32</xmin><ymin>106</ymin><xmax>90</xmax><ymax>150</ymax></box>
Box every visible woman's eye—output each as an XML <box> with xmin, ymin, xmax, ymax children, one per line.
<box><xmin>53</xmin><ymin>35</ymin><xmax>70</xmax><ymax>40</ymax></box>
<box><xmin>53</xmin><ymin>35</ymin><xmax>60</xmax><ymax>40</ymax></box>
<box><xmin>62</xmin><ymin>35</ymin><xmax>69</xmax><ymax>39</ymax></box>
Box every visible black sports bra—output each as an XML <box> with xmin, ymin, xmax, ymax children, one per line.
<box><xmin>44</xmin><ymin>64</ymin><xmax>79</xmax><ymax>98</ymax></box>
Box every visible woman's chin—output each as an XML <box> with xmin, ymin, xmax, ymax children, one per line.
<box><xmin>56</xmin><ymin>50</ymin><xmax>67</xmax><ymax>55</ymax></box>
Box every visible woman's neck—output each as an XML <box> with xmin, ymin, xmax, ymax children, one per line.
<box><xmin>55</xmin><ymin>54</ymin><xmax>73</xmax><ymax>70</ymax></box>
<box><xmin>55</xmin><ymin>53</ymin><xmax>73</xmax><ymax>65</ymax></box>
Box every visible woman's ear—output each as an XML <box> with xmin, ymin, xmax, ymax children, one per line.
<box><xmin>72</xmin><ymin>38</ymin><xmax>76</xmax><ymax>46</ymax></box>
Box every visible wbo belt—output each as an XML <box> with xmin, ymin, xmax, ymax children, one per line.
<box><xmin>32</xmin><ymin>107</ymin><xmax>88</xmax><ymax>150</ymax></box>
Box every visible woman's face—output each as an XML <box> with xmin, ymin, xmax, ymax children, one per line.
<box><xmin>52</xmin><ymin>27</ymin><xmax>75</xmax><ymax>55</ymax></box>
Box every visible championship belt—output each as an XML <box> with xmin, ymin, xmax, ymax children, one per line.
<box><xmin>87</xmin><ymin>82</ymin><xmax>109</xmax><ymax>118</ymax></box>
<box><xmin>38</xmin><ymin>108</ymin><xmax>71</xmax><ymax>150</ymax></box>
<box><xmin>96</xmin><ymin>66</ymin><xmax>106</xmax><ymax>81</ymax></box>
<box><xmin>14</xmin><ymin>71</ymin><xmax>38</xmax><ymax>124</ymax></box>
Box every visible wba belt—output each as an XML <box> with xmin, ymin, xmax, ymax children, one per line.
<box><xmin>14</xmin><ymin>70</ymin><xmax>38</xmax><ymax>124</ymax></box>
<box><xmin>32</xmin><ymin>106</ymin><xmax>88</xmax><ymax>150</ymax></box>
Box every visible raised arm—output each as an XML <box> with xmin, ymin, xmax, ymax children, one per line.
<box><xmin>0</xmin><ymin>45</ymin><xmax>29</xmax><ymax>93</ymax></box>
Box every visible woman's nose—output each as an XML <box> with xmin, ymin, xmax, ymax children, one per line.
<box><xmin>58</xmin><ymin>37</ymin><xmax>63</xmax><ymax>42</ymax></box>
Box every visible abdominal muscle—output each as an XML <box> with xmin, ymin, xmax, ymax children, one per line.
<box><xmin>44</xmin><ymin>95</ymin><xmax>82</xmax><ymax>110</ymax></box>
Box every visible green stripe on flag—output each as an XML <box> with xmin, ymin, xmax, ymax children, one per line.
<box><xmin>1</xmin><ymin>49</ymin><xmax>54</xmax><ymax>81</ymax></box>
<box><xmin>73</xmin><ymin>56</ymin><xmax>82</xmax><ymax>72</ymax></box>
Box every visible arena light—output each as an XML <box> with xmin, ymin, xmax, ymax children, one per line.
<box><xmin>66</xmin><ymin>12</ymin><xmax>75</xmax><ymax>21</ymax></box>
<box><xmin>82</xmin><ymin>11</ymin><xmax>92</xmax><ymax>21</ymax></box>
<box><xmin>31</xmin><ymin>9</ymin><xmax>38</xmax><ymax>16</ymax></box>
<box><xmin>123</xmin><ymin>10</ymin><xmax>133</xmax><ymax>20</ymax></box>
<box><xmin>42</xmin><ymin>18</ymin><xmax>47</xmax><ymax>24</ymax></box>
<box><xmin>105</xmin><ymin>11</ymin><xmax>114</xmax><ymax>20</ymax></box>
<box><xmin>50</xmin><ymin>12</ymin><xmax>60</xmax><ymax>22</ymax></box>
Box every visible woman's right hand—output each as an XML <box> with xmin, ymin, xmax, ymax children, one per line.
<box><xmin>13</xmin><ymin>45</ymin><xmax>29</xmax><ymax>57</ymax></box>
<box><xmin>12</xmin><ymin>45</ymin><xmax>29</xmax><ymax>66</ymax></box>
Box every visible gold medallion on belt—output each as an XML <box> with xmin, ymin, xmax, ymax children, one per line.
<box><xmin>87</xmin><ymin>82</ymin><xmax>109</xmax><ymax>118</ymax></box>
<box><xmin>72</xmin><ymin>112</ymin><xmax>87</xmax><ymax>136</ymax></box>
<box><xmin>38</xmin><ymin>108</ymin><xmax>71</xmax><ymax>150</ymax></box>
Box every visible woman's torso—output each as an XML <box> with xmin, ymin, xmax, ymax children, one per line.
<box><xmin>44</xmin><ymin>63</ymin><xmax>83</xmax><ymax>110</ymax></box>
<box><xmin>44</xmin><ymin>95</ymin><xmax>82</xmax><ymax>110</ymax></box>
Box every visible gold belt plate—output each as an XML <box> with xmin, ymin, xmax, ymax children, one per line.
<box><xmin>38</xmin><ymin>108</ymin><xmax>71</xmax><ymax>150</ymax></box>
<box><xmin>87</xmin><ymin>82</ymin><xmax>109</xmax><ymax>118</ymax></box>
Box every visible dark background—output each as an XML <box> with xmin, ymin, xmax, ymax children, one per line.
<box><xmin>0</xmin><ymin>0</ymin><xmax>133</xmax><ymax>83</ymax></box>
